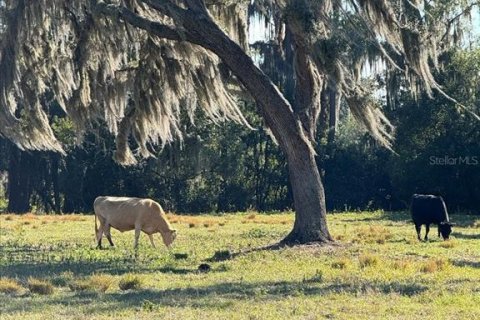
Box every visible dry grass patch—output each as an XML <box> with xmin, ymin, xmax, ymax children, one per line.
<box><xmin>4</xmin><ymin>215</ymin><xmax>14</xmax><ymax>221</ymax></box>
<box><xmin>359</xmin><ymin>254</ymin><xmax>379</xmax><ymax>268</ymax></box>
<box><xmin>27</xmin><ymin>278</ymin><xmax>54</xmax><ymax>295</ymax></box>
<box><xmin>52</xmin><ymin>271</ymin><xmax>74</xmax><ymax>287</ymax></box>
<box><xmin>335</xmin><ymin>234</ymin><xmax>346</xmax><ymax>241</ymax></box>
<box><xmin>247</xmin><ymin>214</ymin><xmax>256</xmax><ymax>220</ymax></box>
<box><xmin>69</xmin><ymin>279</ymin><xmax>92</xmax><ymax>292</ymax></box>
<box><xmin>331</xmin><ymin>258</ymin><xmax>350</xmax><ymax>269</ymax></box>
<box><xmin>392</xmin><ymin>259</ymin><xmax>412</xmax><ymax>270</ymax></box>
<box><xmin>0</xmin><ymin>278</ymin><xmax>23</xmax><ymax>295</ymax></box>
<box><xmin>420</xmin><ymin>258</ymin><xmax>449</xmax><ymax>273</ymax></box>
<box><xmin>69</xmin><ymin>274</ymin><xmax>114</xmax><ymax>293</ymax></box>
<box><xmin>119</xmin><ymin>274</ymin><xmax>142</xmax><ymax>291</ymax></box>
<box><xmin>354</xmin><ymin>225</ymin><xmax>393</xmax><ymax>244</ymax></box>
<box><xmin>439</xmin><ymin>240</ymin><xmax>457</xmax><ymax>248</ymax></box>
<box><xmin>89</xmin><ymin>274</ymin><xmax>115</xmax><ymax>293</ymax></box>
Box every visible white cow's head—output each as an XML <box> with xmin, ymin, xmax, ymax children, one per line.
<box><xmin>161</xmin><ymin>229</ymin><xmax>177</xmax><ymax>248</ymax></box>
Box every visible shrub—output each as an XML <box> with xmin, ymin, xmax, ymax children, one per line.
<box><xmin>188</xmin><ymin>223</ymin><xmax>196</xmax><ymax>228</ymax></box>
<box><xmin>28</xmin><ymin>278</ymin><xmax>54</xmax><ymax>295</ymax></box>
<box><xmin>0</xmin><ymin>278</ymin><xmax>23</xmax><ymax>295</ymax></box>
<box><xmin>119</xmin><ymin>274</ymin><xmax>142</xmax><ymax>291</ymax></box>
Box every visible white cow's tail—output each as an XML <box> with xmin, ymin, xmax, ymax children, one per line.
<box><xmin>94</xmin><ymin>213</ymin><xmax>98</xmax><ymax>239</ymax></box>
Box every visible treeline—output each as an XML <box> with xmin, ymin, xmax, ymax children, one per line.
<box><xmin>0</xmin><ymin>50</ymin><xmax>479</xmax><ymax>214</ymax></box>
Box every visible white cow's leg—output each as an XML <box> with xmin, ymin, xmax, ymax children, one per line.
<box><xmin>96</xmin><ymin>218</ymin><xmax>105</xmax><ymax>249</ymax></box>
<box><xmin>148</xmin><ymin>234</ymin><xmax>156</xmax><ymax>248</ymax></box>
<box><xmin>104</xmin><ymin>224</ymin><xmax>114</xmax><ymax>247</ymax></box>
<box><xmin>134</xmin><ymin>227</ymin><xmax>141</xmax><ymax>250</ymax></box>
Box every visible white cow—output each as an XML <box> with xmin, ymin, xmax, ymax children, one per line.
<box><xmin>94</xmin><ymin>196</ymin><xmax>177</xmax><ymax>249</ymax></box>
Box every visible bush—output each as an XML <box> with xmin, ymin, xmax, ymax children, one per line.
<box><xmin>27</xmin><ymin>278</ymin><xmax>54</xmax><ymax>295</ymax></box>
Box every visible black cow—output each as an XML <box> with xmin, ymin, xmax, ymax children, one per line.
<box><xmin>410</xmin><ymin>194</ymin><xmax>453</xmax><ymax>241</ymax></box>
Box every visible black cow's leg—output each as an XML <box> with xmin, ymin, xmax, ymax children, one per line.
<box><xmin>415</xmin><ymin>224</ymin><xmax>422</xmax><ymax>241</ymax></box>
<box><xmin>438</xmin><ymin>225</ymin><xmax>441</xmax><ymax>238</ymax></box>
<box><xmin>424</xmin><ymin>224</ymin><xmax>430</xmax><ymax>241</ymax></box>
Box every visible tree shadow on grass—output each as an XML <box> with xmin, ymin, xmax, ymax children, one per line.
<box><xmin>338</xmin><ymin>211</ymin><xmax>479</xmax><ymax>228</ymax></box>
<box><xmin>451</xmin><ymin>260</ymin><xmax>480</xmax><ymax>269</ymax></box>
<box><xmin>1</xmin><ymin>279</ymin><xmax>428</xmax><ymax>315</ymax></box>
<box><xmin>0</xmin><ymin>260</ymin><xmax>208</xmax><ymax>279</ymax></box>
<box><xmin>338</xmin><ymin>211</ymin><xmax>411</xmax><ymax>223</ymax></box>
<box><xmin>451</xmin><ymin>232</ymin><xmax>480</xmax><ymax>240</ymax></box>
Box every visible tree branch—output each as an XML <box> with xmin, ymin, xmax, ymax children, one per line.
<box><xmin>440</xmin><ymin>2</ymin><xmax>480</xmax><ymax>43</ymax></box>
<box><xmin>95</xmin><ymin>1</ymin><xmax>183</xmax><ymax>42</ymax></box>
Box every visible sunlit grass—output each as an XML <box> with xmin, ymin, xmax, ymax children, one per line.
<box><xmin>0</xmin><ymin>211</ymin><xmax>479</xmax><ymax>319</ymax></box>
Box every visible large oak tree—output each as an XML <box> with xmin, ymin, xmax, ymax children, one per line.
<box><xmin>0</xmin><ymin>0</ymin><xmax>477</xmax><ymax>243</ymax></box>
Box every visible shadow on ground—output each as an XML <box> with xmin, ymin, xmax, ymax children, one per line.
<box><xmin>1</xmin><ymin>279</ymin><xmax>428</xmax><ymax>315</ymax></box>
<box><xmin>338</xmin><ymin>212</ymin><xmax>479</xmax><ymax>228</ymax></box>
<box><xmin>451</xmin><ymin>259</ymin><xmax>480</xmax><ymax>269</ymax></box>
<box><xmin>451</xmin><ymin>232</ymin><xmax>480</xmax><ymax>240</ymax></box>
<box><xmin>338</xmin><ymin>211</ymin><xmax>411</xmax><ymax>223</ymax></box>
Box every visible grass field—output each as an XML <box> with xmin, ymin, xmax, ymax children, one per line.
<box><xmin>0</xmin><ymin>211</ymin><xmax>479</xmax><ymax>319</ymax></box>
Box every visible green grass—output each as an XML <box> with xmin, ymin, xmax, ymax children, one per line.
<box><xmin>0</xmin><ymin>211</ymin><xmax>479</xmax><ymax>319</ymax></box>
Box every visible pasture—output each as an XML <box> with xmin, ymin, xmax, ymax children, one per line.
<box><xmin>0</xmin><ymin>211</ymin><xmax>479</xmax><ymax>319</ymax></box>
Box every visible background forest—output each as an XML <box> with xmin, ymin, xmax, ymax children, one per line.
<box><xmin>1</xmin><ymin>48</ymin><xmax>479</xmax><ymax>215</ymax></box>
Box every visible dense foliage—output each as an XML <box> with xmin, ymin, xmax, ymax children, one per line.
<box><xmin>1</xmin><ymin>48</ymin><xmax>478</xmax><ymax>214</ymax></box>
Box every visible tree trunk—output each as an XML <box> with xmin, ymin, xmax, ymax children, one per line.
<box><xmin>282</xmin><ymin>140</ymin><xmax>332</xmax><ymax>243</ymax></box>
<box><xmin>99</xmin><ymin>2</ymin><xmax>333</xmax><ymax>244</ymax></box>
